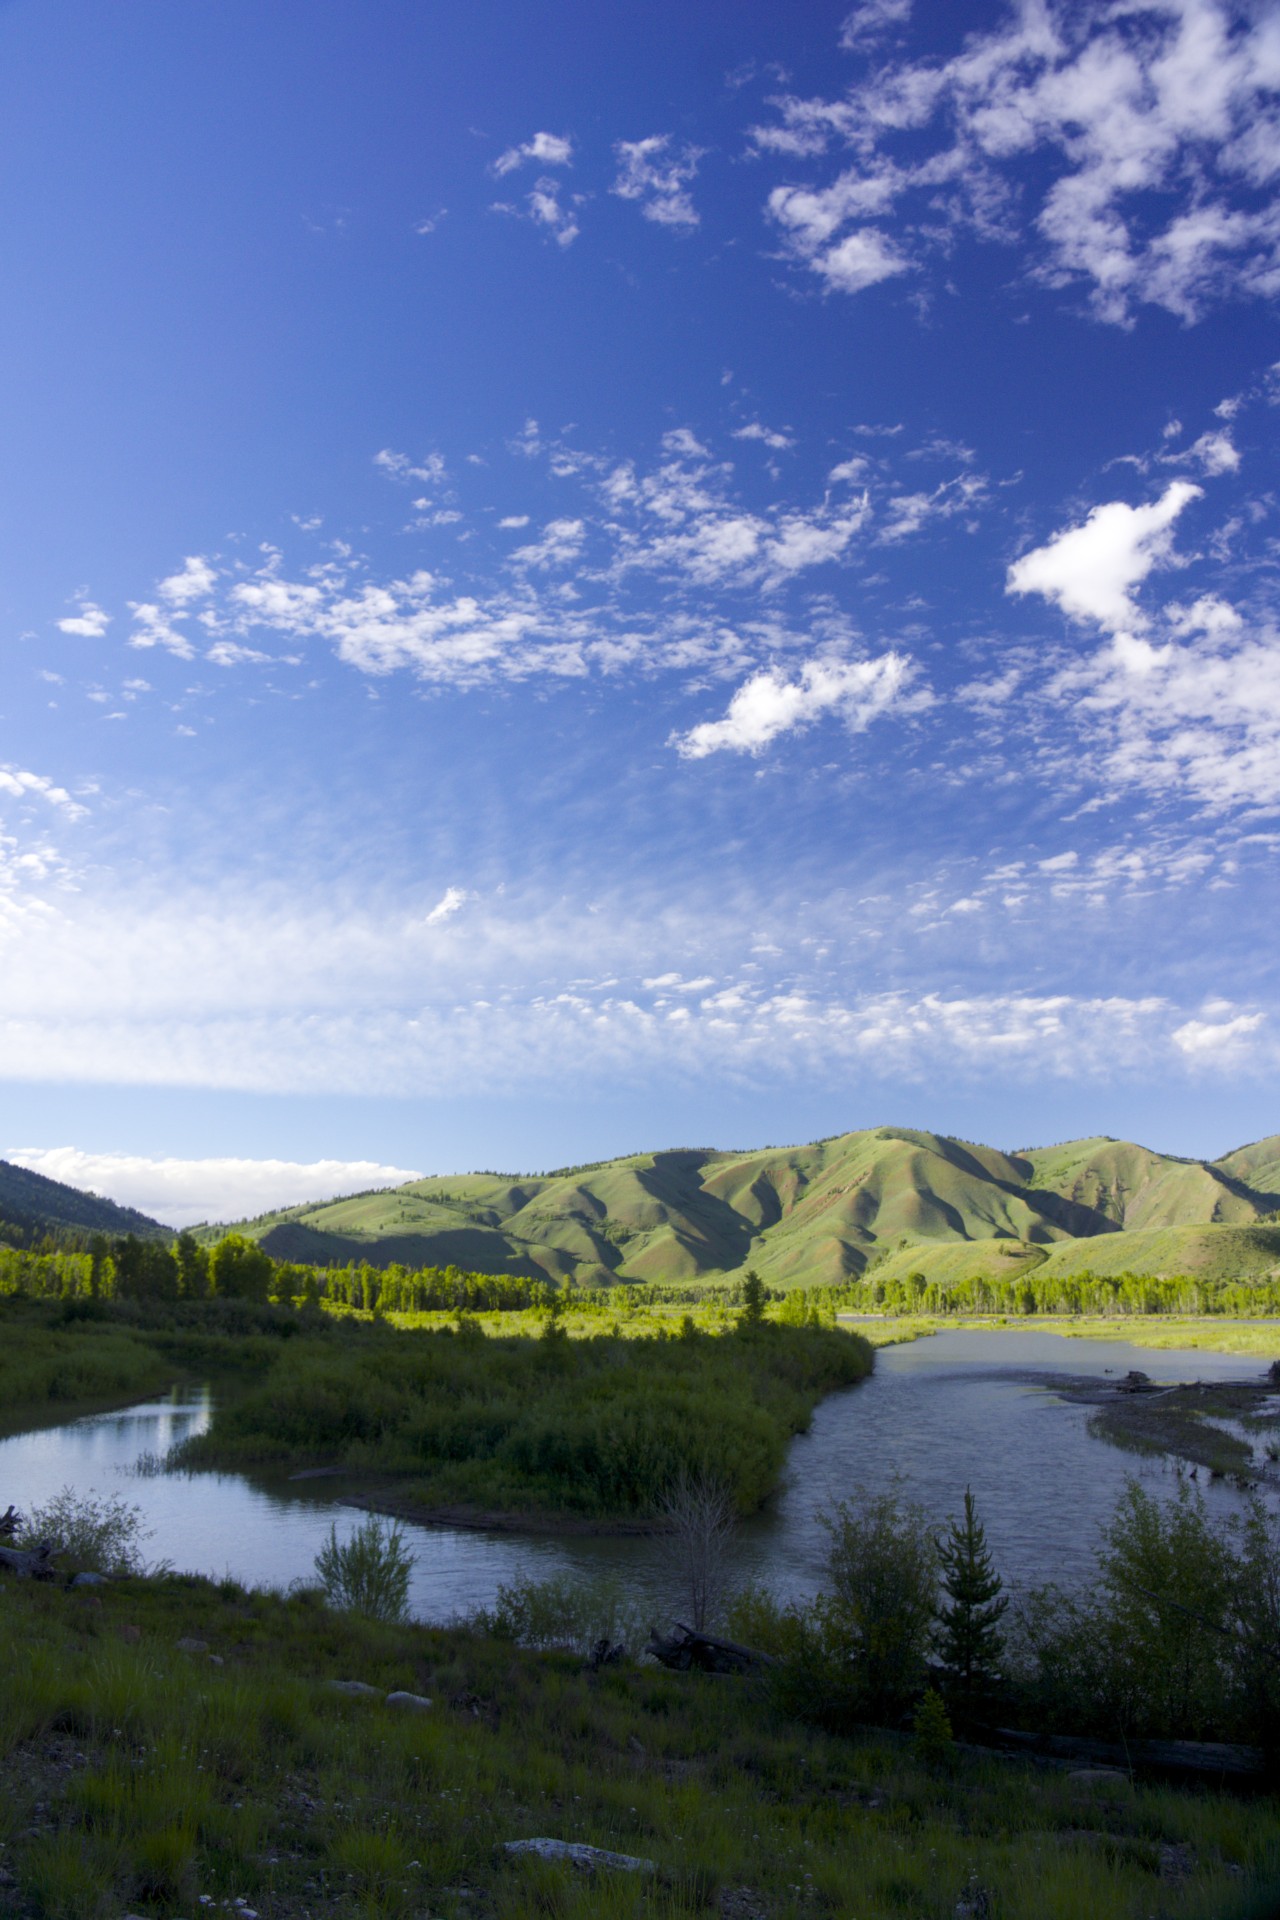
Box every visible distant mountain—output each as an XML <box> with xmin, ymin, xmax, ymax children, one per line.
<box><xmin>201</xmin><ymin>1125</ymin><xmax>1280</xmax><ymax>1289</ymax></box>
<box><xmin>0</xmin><ymin>1158</ymin><xmax>171</xmax><ymax>1246</ymax></box>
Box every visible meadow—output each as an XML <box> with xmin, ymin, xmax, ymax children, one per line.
<box><xmin>2</xmin><ymin>1555</ymin><xmax>1279</xmax><ymax>1920</ymax></box>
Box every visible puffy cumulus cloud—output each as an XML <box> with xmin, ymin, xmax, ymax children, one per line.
<box><xmin>57</xmin><ymin>599</ymin><xmax>110</xmax><ymax>638</ymax></box>
<box><xmin>492</xmin><ymin>131</ymin><xmax>573</xmax><ymax>177</ymax></box>
<box><xmin>1</xmin><ymin>1147</ymin><xmax>423</xmax><ymax>1230</ymax></box>
<box><xmin>1172</xmin><ymin>1008</ymin><xmax>1265</xmax><ymax>1062</ymax></box>
<box><xmin>753</xmin><ymin>1</ymin><xmax>1280</xmax><ymax>323</ymax></box>
<box><xmin>157</xmin><ymin>555</ymin><xmax>217</xmax><ymax>604</ymax></box>
<box><xmin>1007</xmin><ymin>480</ymin><xmax>1201</xmax><ymax>631</ymax></box>
<box><xmin>766</xmin><ymin>175</ymin><xmax>909</xmax><ymax>292</ymax></box>
<box><xmin>672</xmin><ymin>652</ymin><xmax>920</xmax><ymax>758</ymax></box>
<box><xmin>612</xmin><ymin>135</ymin><xmax>704</xmax><ymax>230</ymax></box>
<box><xmin>508</xmin><ymin>518</ymin><xmax>586</xmax><ymax>570</ymax></box>
<box><xmin>1185</xmin><ymin>428</ymin><xmax>1241</xmax><ymax>476</ymax></box>
<box><xmin>733</xmin><ymin>421</ymin><xmax>794</xmax><ymax>452</ymax></box>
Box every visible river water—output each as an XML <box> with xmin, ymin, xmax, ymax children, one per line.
<box><xmin>1</xmin><ymin>1328</ymin><xmax>1275</xmax><ymax>1624</ymax></box>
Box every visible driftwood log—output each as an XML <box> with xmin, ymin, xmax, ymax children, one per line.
<box><xmin>986</xmin><ymin>1726</ymin><xmax>1266</xmax><ymax>1787</ymax></box>
<box><xmin>0</xmin><ymin>1502</ymin><xmax>60</xmax><ymax>1579</ymax></box>
<box><xmin>647</xmin><ymin>1623</ymin><xmax>776</xmax><ymax>1675</ymax></box>
<box><xmin>0</xmin><ymin>1538</ymin><xmax>58</xmax><ymax>1580</ymax></box>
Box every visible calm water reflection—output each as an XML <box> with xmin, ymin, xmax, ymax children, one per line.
<box><xmin>0</xmin><ymin>1328</ymin><xmax>1273</xmax><ymax>1622</ymax></box>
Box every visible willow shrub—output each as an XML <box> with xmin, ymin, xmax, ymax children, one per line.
<box><xmin>176</xmin><ymin>1319</ymin><xmax>873</xmax><ymax>1518</ymax></box>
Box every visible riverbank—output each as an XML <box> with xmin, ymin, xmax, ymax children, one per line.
<box><xmin>841</xmin><ymin>1313</ymin><xmax>1280</xmax><ymax>1359</ymax></box>
<box><xmin>1</xmin><ymin>1566</ymin><xmax>1277</xmax><ymax>1920</ymax></box>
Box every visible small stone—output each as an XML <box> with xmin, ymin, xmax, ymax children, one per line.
<box><xmin>207</xmin><ymin>1654</ymin><xmax>224</xmax><ymax>1666</ymax></box>
<box><xmin>329</xmin><ymin>1679</ymin><xmax>380</xmax><ymax>1697</ymax></box>
<box><xmin>176</xmin><ymin>1637</ymin><xmax>209</xmax><ymax>1653</ymax></box>
<box><xmin>118</xmin><ymin>1624</ymin><xmax>141</xmax><ymax>1645</ymax></box>
<box><xmin>71</xmin><ymin>1570</ymin><xmax>108</xmax><ymax>1587</ymax></box>
<box><xmin>385</xmin><ymin>1690</ymin><xmax>432</xmax><ymax>1711</ymax></box>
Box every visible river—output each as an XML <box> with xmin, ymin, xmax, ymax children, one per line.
<box><xmin>1</xmin><ymin>1328</ymin><xmax>1275</xmax><ymax>1624</ymax></box>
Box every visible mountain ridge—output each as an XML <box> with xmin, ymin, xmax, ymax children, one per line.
<box><xmin>193</xmin><ymin>1126</ymin><xmax>1280</xmax><ymax>1289</ymax></box>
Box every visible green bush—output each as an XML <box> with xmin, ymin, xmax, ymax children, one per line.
<box><xmin>313</xmin><ymin>1515</ymin><xmax>415</xmax><ymax>1623</ymax></box>
<box><xmin>18</xmin><ymin>1486</ymin><xmax>152</xmax><ymax>1576</ymax></box>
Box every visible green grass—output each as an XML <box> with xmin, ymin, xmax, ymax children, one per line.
<box><xmin>0</xmin><ymin>1569</ymin><xmax>1277</xmax><ymax>1920</ymax></box>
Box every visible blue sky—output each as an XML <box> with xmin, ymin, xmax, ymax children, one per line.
<box><xmin>2</xmin><ymin>0</ymin><xmax>1278</xmax><ymax>1224</ymax></box>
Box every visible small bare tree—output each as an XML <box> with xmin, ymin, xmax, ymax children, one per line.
<box><xmin>659</xmin><ymin>1469</ymin><xmax>738</xmax><ymax>1631</ymax></box>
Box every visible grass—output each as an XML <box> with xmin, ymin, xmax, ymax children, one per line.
<box><xmin>0</xmin><ymin>1568</ymin><xmax>1277</xmax><ymax>1920</ymax></box>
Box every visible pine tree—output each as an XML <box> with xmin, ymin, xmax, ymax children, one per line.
<box><xmin>935</xmin><ymin>1486</ymin><xmax>1008</xmax><ymax>1725</ymax></box>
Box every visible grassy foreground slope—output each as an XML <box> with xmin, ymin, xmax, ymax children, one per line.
<box><xmin>7</xmin><ymin>1572</ymin><xmax>1278</xmax><ymax>1920</ymax></box>
<box><xmin>203</xmin><ymin>1127</ymin><xmax>1280</xmax><ymax>1290</ymax></box>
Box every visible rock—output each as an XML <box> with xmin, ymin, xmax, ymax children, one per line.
<box><xmin>176</xmin><ymin>1637</ymin><xmax>209</xmax><ymax>1653</ymax></box>
<box><xmin>386</xmin><ymin>1690</ymin><xmax>432</xmax><ymax>1712</ymax></box>
<box><xmin>70</xmin><ymin>1570</ymin><xmax>108</xmax><ymax>1587</ymax></box>
<box><xmin>207</xmin><ymin>1654</ymin><xmax>225</xmax><ymax>1666</ymax></box>
<box><xmin>329</xmin><ymin>1679</ymin><xmax>380</xmax><ymax>1697</ymax></box>
<box><xmin>1067</xmin><ymin>1767</ymin><xmax>1128</xmax><ymax>1786</ymax></box>
<box><xmin>503</xmin><ymin>1839</ymin><xmax>657</xmax><ymax>1874</ymax></box>
<box><xmin>118</xmin><ymin>1624</ymin><xmax>141</xmax><ymax>1645</ymax></box>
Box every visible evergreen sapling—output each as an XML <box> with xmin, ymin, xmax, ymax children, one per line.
<box><xmin>934</xmin><ymin>1487</ymin><xmax>1008</xmax><ymax>1725</ymax></box>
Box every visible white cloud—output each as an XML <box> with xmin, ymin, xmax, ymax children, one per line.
<box><xmin>0</xmin><ymin>767</ymin><xmax>87</xmax><ymax>819</ymax></box>
<box><xmin>509</xmin><ymin>518</ymin><xmax>586</xmax><ymax>570</ymax></box>
<box><xmin>493</xmin><ymin>131</ymin><xmax>573</xmax><ymax>177</ymax></box>
<box><xmin>424</xmin><ymin>885</ymin><xmax>471</xmax><ymax>925</ymax></box>
<box><xmin>1186</xmin><ymin>428</ymin><xmax>1240</xmax><ymax>475</ymax></box>
<box><xmin>498</xmin><ymin>514</ymin><xmax>531</xmax><ymax>529</ymax></box>
<box><xmin>734</xmin><ymin>421</ymin><xmax>794</xmax><ymax>451</ymax></box>
<box><xmin>612</xmin><ymin>135</ymin><xmax>704</xmax><ymax>230</ymax></box>
<box><xmin>128</xmin><ymin>602</ymin><xmax>196</xmax><ymax>658</ymax></box>
<box><xmin>1007</xmin><ymin>480</ymin><xmax>1201</xmax><ymax>631</ymax></box>
<box><xmin>1171</xmin><ymin>1010</ymin><xmax>1264</xmax><ymax>1060</ymax></box>
<box><xmin>157</xmin><ymin>556</ymin><xmax>216</xmax><ymax>604</ymax></box>
<box><xmin>755</xmin><ymin>1</ymin><xmax>1280</xmax><ymax>323</ymax></box>
<box><xmin>374</xmin><ymin>448</ymin><xmax>447</xmax><ymax>486</ymax></box>
<box><xmin>57</xmin><ymin>600</ymin><xmax>110</xmax><ymax>638</ymax></box>
<box><xmin>767</xmin><ymin>174</ymin><xmax>910</xmax><ymax>293</ymax></box>
<box><xmin>1052</xmin><ymin>617</ymin><xmax>1280</xmax><ymax>813</ymax></box>
<box><xmin>673</xmin><ymin>652</ymin><xmax>918</xmax><ymax>758</ymax></box>
<box><xmin>840</xmin><ymin>0</ymin><xmax>912</xmax><ymax>50</ymax></box>
<box><xmin>2</xmin><ymin>1147</ymin><xmax>423</xmax><ymax>1230</ymax></box>
<box><xmin>523</xmin><ymin>178</ymin><xmax>580</xmax><ymax>248</ymax></box>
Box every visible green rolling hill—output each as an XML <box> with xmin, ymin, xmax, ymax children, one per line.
<box><xmin>197</xmin><ymin>1125</ymin><xmax>1280</xmax><ymax>1291</ymax></box>
<box><xmin>0</xmin><ymin>1158</ymin><xmax>170</xmax><ymax>1245</ymax></box>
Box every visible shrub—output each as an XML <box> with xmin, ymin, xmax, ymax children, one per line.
<box><xmin>818</xmin><ymin>1488</ymin><xmax>938</xmax><ymax>1722</ymax></box>
<box><xmin>313</xmin><ymin>1515</ymin><xmax>415</xmax><ymax>1623</ymax></box>
<box><xmin>18</xmin><ymin>1486</ymin><xmax>152</xmax><ymax>1576</ymax></box>
<box><xmin>474</xmin><ymin>1570</ymin><xmax>647</xmax><ymax>1655</ymax></box>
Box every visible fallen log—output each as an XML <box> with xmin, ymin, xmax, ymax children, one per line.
<box><xmin>646</xmin><ymin>1623</ymin><xmax>776</xmax><ymax>1675</ymax></box>
<box><xmin>0</xmin><ymin>1505</ymin><xmax>20</xmax><ymax>1539</ymax></box>
<box><xmin>986</xmin><ymin>1726</ymin><xmax>1266</xmax><ymax>1788</ymax></box>
<box><xmin>0</xmin><ymin>1538</ymin><xmax>58</xmax><ymax>1580</ymax></box>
